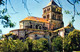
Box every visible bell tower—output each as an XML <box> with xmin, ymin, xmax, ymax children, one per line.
<box><xmin>42</xmin><ymin>0</ymin><xmax>64</xmax><ymax>30</ymax></box>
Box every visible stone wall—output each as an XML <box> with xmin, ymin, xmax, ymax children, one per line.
<box><xmin>20</xmin><ymin>20</ymin><xmax>49</xmax><ymax>30</ymax></box>
<box><xmin>10</xmin><ymin>29</ymin><xmax>54</xmax><ymax>39</ymax></box>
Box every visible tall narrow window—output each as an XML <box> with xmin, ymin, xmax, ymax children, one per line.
<box><xmin>30</xmin><ymin>25</ymin><xmax>32</xmax><ymax>28</ymax></box>
<box><xmin>52</xmin><ymin>14</ymin><xmax>54</xmax><ymax>19</ymax></box>
<box><xmin>39</xmin><ymin>26</ymin><xmax>41</xmax><ymax>29</ymax></box>
<box><xmin>36</xmin><ymin>25</ymin><xmax>38</xmax><ymax>29</ymax></box>
<box><xmin>58</xmin><ymin>16</ymin><xmax>61</xmax><ymax>20</ymax></box>
<box><xmin>47</xmin><ymin>14</ymin><xmax>49</xmax><ymax>20</ymax></box>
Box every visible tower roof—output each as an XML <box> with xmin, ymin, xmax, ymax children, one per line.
<box><xmin>47</xmin><ymin>0</ymin><xmax>58</xmax><ymax>6</ymax></box>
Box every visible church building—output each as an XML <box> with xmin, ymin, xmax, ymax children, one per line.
<box><xmin>9</xmin><ymin>0</ymin><xmax>74</xmax><ymax>39</ymax></box>
<box><xmin>20</xmin><ymin>0</ymin><xmax>64</xmax><ymax>30</ymax></box>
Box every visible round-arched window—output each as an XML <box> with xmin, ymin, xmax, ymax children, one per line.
<box><xmin>47</xmin><ymin>14</ymin><xmax>49</xmax><ymax>20</ymax></box>
<box><xmin>44</xmin><ymin>9</ymin><xmax>46</xmax><ymax>13</ymax></box>
<box><xmin>39</xmin><ymin>26</ymin><xmax>41</xmax><ymax>29</ymax></box>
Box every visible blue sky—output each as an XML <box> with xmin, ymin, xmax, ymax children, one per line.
<box><xmin>0</xmin><ymin>0</ymin><xmax>80</xmax><ymax>35</ymax></box>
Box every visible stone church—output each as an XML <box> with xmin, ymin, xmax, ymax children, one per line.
<box><xmin>9</xmin><ymin>0</ymin><xmax>74</xmax><ymax>40</ymax></box>
<box><xmin>20</xmin><ymin>0</ymin><xmax>64</xmax><ymax>30</ymax></box>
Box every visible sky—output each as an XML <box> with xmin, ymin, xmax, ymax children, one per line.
<box><xmin>0</xmin><ymin>0</ymin><xmax>80</xmax><ymax>35</ymax></box>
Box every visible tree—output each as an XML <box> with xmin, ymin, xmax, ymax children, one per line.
<box><xmin>63</xmin><ymin>29</ymin><xmax>80</xmax><ymax>51</ymax></box>
<box><xmin>52</xmin><ymin>36</ymin><xmax>63</xmax><ymax>51</ymax></box>
<box><xmin>0</xmin><ymin>0</ymin><xmax>15</xmax><ymax>28</ymax></box>
<box><xmin>64</xmin><ymin>35</ymin><xmax>71</xmax><ymax>51</ymax></box>
<box><xmin>0</xmin><ymin>38</ymin><xmax>29</xmax><ymax>52</ymax></box>
<box><xmin>68</xmin><ymin>29</ymin><xmax>80</xmax><ymax>51</ymax></box>
<box><xmin>52</xmin><ymin>29</ymin><xmax>80</xmax><ymax>51</ymax></box>
<box><xmin>32</xmin><ymin>38</ymin><xmax>49</xmax><ymax>52</ymax></box>
<box><xmin>0</xmin><ymin>37</ymin><xmax>49</xmax><ymax>52</ymax></box>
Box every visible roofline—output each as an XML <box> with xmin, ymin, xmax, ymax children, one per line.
<box><xmin>19</xmin><ymin>16</ymin><xmax>50</xmax><ymax>23</ymax></box>
<box><xmin>43</xmin><ymin>5</ymin><xmax>62</xmax><ymax>9</ymax></box>
<box><xmin>19</xmin><ymin>20</ymin><xmax>49</xmax><ymax>24</ymax></box>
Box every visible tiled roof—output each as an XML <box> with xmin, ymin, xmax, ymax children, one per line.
<box><xmin>20</xmin><ymin>16</ymin><xmax>49</xmax><ymax>23</ymax></box>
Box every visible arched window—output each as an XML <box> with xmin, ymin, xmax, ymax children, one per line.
<box><xmin>43</xmin><ymin>16</ymin><xmax>46</xmax><ymax>19</ymax></box>
<box><xmin>30</xmin><ymin>25</ymin><xmax>32</xmax><ymax>28</ymax></box>
<box><xmin>47</xmin><ymin>14</ymin><xmax>49</xmax><ymax>20</ymax></box>
<box><xmin>39</xmin><ymin>26</ymin><xmax>41</xmax><ymax>29</ymax></box>
<box><xmin>36</xmin><ymin>25</ymin><xmax>38</xmax><ymax>29</ymax></box>
<box><xmin>44</xmin><ymin>9</ymin><xmax>46</xmax><ymax>13</ymax></box>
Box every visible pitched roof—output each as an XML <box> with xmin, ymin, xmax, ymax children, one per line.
<box><xmin>53</xmin><ymin>23</ymin><xmax>75</xmax><ymax>32</ymax></box>
<box><xmin>20</xmin><ymin>16</ymin><xmax>49</xmax><ymax>23</ymax></box>
<box><xmin>47</xmin><ymin>0</ymin><xmax>58</xmax><ymax>6</ymax></box>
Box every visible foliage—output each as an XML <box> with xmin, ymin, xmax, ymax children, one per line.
<box><xmin>0</xmin><ymin>0</ymin><xmax>15</xmax><ymax>28</ymax></box>
<box><xmin>0</xmin><ymin>37</ymin><xmax>49</xmax><ymax>52</ymax></box>
<box><xmin>64</xmin><ymin>29</ymin><xmax>80</xmax><ymax>51</ymax></box>
<box><xmin>0</xmin><ymin>0</ymin><xmax>4</xmax><ymax>5</ymax></box>
<box><xmin>68</xmin><ymin>29</ymin><xmax>80</xmax><ymax>51</ymax></box>
<box><xmin>0</xmin><ymin>30</ymin><xmax>2</xmax><ymax>34</ymax></box>
<box><xmin>2</xmin><ymin>32</ymin><xmax>18</xmax><ymax>40</ymax></box>
<box><xmin>0</xmin><ymin>36</ymin><xmax>2</xmax><ymax>40</ymax></box>
<box><xmin>64</xmin><ymin>35</ymin><xmax>71</xmax><ymax>51</ymax></box>
<box><xmin>0</xmin><ymin>38</ymin><xmax>29</xmax><ymax>52</ymax></box>
<box><xmin>0</xmin><ymin>40</ymin><xmax>3</xmax><ymax>51</ymax></box>
<box><xmin>52</xmin><ymin>29</ymin><xmax>80</xmax><ymax>51</ymax></box>
<box><xmin>64</xmin><ymin>10</ymin><xmax>71</xmax><ymax>14</ymax></box>
<box><xmin>32</xmin><ymin>38</ymin><xmax>49</xmax><ymax>52</ymax></box>
<box><xmin>52</xmin><ymin>36</ymin><xmax>63</xmax><ymax>51</ymax></box>
<box><xmin>0</xmin><ymin>10</ymin><xmax>15</xmax><ymax>28</ymax></box>
<box><xmin>6</xmin><ymin>32</ymin><xmax>16</xmax><ymax>36</ymax></box>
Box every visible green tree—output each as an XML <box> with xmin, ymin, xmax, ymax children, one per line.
<box><xmin>64</xmin><ymin>29</ymin><xmax>80</xmax><ymax>51</ymax></box>
<box><xmin>0</xmin><ymin>37</ymin><xmax>49</xmax><ymax>52</ymax></box>
<box><xmin>0</xmin><ymin>0</ymin><xmax>15</xmax><ymax>28</ymax></box>
<box><xmin>25</xmin><ymin>37</ymin><xmax>33</xmax><ymax>52</ymax></box>
<box><xmin>64</xmin><ymin>35</ymin><xmax>71</xmax><ymax>51</ymax></box>
<box><xmin>32</xmin><ymin>38</ymin><xmax>49</xmax><ymax>52</ymax></box>
<box><xmin>52</xmin><ymin>36</ymin><xmax>63</xmax><ymax>51</ymax></box>
<box><xmin>0</xmin><ymin>38</ymin><xmax>29</xmax><ymax>52</ymax></box>
<box><xmin>68</xmin><ymin>29</ymin><xmax>80</xmax><ymax>51</ymax></box>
